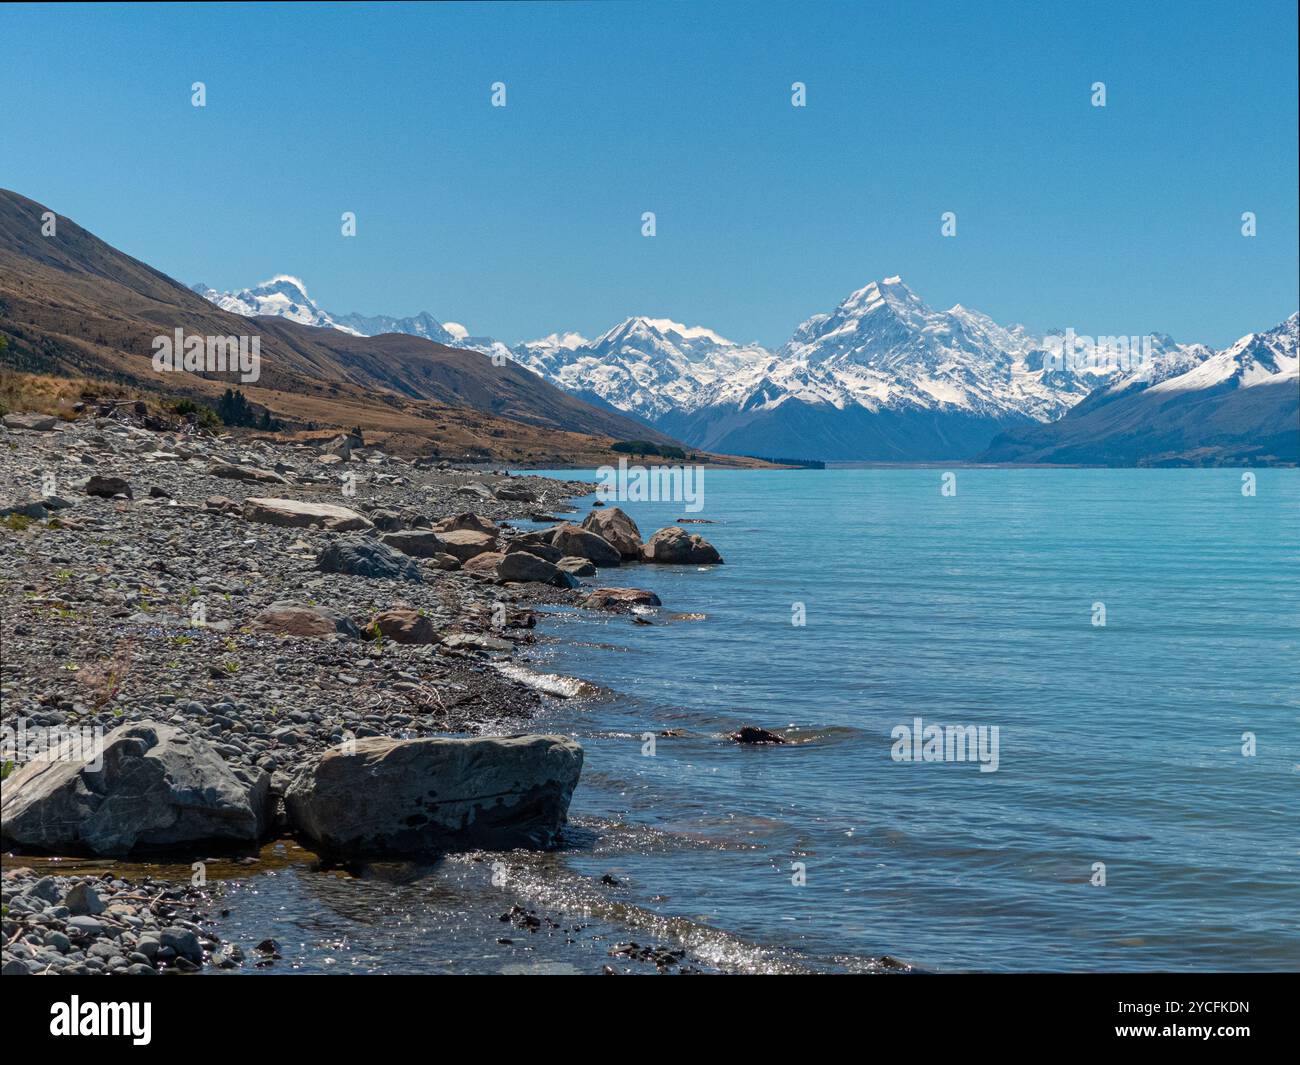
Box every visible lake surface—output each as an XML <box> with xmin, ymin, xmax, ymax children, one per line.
<box><xmin>511</xmin><ymin>466</ymin><xmax>1300</xmax><ymax>972</ymax></box>
<box><xmin>209</xmin><ymin>467</ymin><xmax>1299</xmax><ymax>973</ymax></box>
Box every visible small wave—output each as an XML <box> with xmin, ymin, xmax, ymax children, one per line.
<box><xmin>494</xmin><ymin>662</ymin><xmax>601</xmax><ymax>699</ymax></box>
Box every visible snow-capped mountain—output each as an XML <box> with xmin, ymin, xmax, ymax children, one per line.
<box><xmin>191</xmin><ymin>276</ymin><xmax>364</xmax><ymax>335</ymax></box>
<box><xmin>506</xmin><ymin>278</ymin><xmax>1218</xmax><ymax>459</ymax></box>
<box><xmin>192</xmin><ymin>277</ymin><xmax>499</xmax><ymax>353</ymax></box>
<box><xmin>195</xmin><ymin>275</ymin><xmax>1288</xmax><ymax>462</ymax></box>
<box><xmin>511</xmin><ymin>317</ymin><xmax>771</xmax><ymax>420</ymax></box>
<box><xmin>981</xmin><ymin>314</ymin><xmax>1299</xmax><ymax>466</ymax></box>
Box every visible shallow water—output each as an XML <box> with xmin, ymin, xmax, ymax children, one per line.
<box><xmin>118</xmin><ymin>466</ymin><xmax>1297</xmax><ymax>974</ymax></box>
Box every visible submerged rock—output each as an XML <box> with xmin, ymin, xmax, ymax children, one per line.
<box><xmin>584</xmin><ymin>587</ymin><xmax>662</xmax><ymax>609</ymax></box>
<box><xmin>1</xmin><ymin>721</ymin><xmax>270</xmax><ymax>856</ymax></box>
<box><xmin>285</xmin><ymin>734</ymin><xmax>584</xmax><ymax>857</ymax></box>
<box><xmin>729</xmin><ymin>726</ymin><xmax>785</xmax><ymax>745</ymax></box>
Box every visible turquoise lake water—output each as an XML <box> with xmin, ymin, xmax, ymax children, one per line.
<box><xmin>515</xmin><ymin>466</ymin><xmax>1300</xmax><ymax>972</ymax></box>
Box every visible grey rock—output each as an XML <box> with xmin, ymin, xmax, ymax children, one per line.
<box><xmin>65</xmin><ymin>881</ymin><xmax>106</xmax><ymax>916</ymax></box>
<box><xmin>3</xmin><ymin>412</ymin><xmax>59</xmax><ymax>432</ymax></box>
<box><xmin>285</xmin><ymin>734</ymin><xmax>584</xmax><ymax>858</ymax></box>
<box><xmin>317</xmin><ymin>538</ymin><xmax>423</xmax><ymax>582</ymax></box>
<box><xmin>1</xmin><ymin>721</ymin><xmax>271</xmax><ymax>856</ymax></box>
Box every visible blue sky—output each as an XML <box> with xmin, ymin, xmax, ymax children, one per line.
<box><xmin>2</xmin><ymin>1</ymin><xmax>1296</xmax><ymax>348</ymax></box>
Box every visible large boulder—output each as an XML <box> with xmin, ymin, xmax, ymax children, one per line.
<box><xmin>556</xmin><ymin>555</ymin><xmax>597</xmax><ymax>577</ymax></box>
<box><xmin>551</xmin><ymin>524</ymin><xmax>622</xmax><ymax>567</ymax></box>
<box><xmin>243</xmin><ymin>497</ymin><xmax>373</xmax><ymax>532</ymax></box>
<box><xmin>438</xmin><ymin>528</ymin><xmax>499</xmax><ymax>562</ymax></box>
<box><xmin>250</xmin><ymin>601</ymin><xmax>360</xmax><ymax>638</ymax></box>
<box><xmin>379</xmin><ymin>530</ymin><xmax>445</xmax><ymax>558</ymax></box>
<box><xmin>317</xmin><ymin>538</ymin><xmax>423</xmax><ymax>582</ymax></box>
<box><xmin>581</xmin><ymin>507</ymin><xmax>643</xmax><ymax>559</ymax></box>
<box><xmin>641</xmin><ymin>525</ymin><xmax>723</xmax><ymax>564</ymax></box>
<box><xmin>1</xmin><ymin>722</ymin><xmax>270</xmax><ymax>856</ymax></box>
<box><xmin>285</xmin><ymin>735</ymin><xmax>584</xmax><ymax>857</ymax></box>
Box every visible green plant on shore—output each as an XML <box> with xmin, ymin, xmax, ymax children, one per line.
<box><xmin>1</xmin><ymin>513</ymin><xmax>34</xmax><ymax>532</ymax></box>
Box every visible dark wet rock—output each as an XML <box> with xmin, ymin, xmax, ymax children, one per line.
<box><xmin>581</xmin><ymin>506</ymin><xmax>643</xmax><ymax>559</ymax></box>
<box><xmin>729</xmin><ymin>725</ymin><xmax>785</xmax><ymax>745</ymax></box>
<box><xmin>1</xmin><ymin>721</ymin><xmax>271</xmax><ymax>855</ymax></box>
<box><xmin>641</xmin><ymin>525</ymin><xmax>723</xmax><ymax>564</ymax></box>
<box><xmin>285</xmin><ymin>734</ymin><xmax>584</xmax><ymax>858</ymax></box>
<box><xmin>317</xmin><ymin>538</ymin><xmax>423</xmax><ymax>582</ymax></box>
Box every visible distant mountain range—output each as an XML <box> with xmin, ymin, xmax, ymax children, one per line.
<box><xmin>195</xmin><ymin>275</ymin><xmax>1299</xmax><ymax>465</ymax></box>
<box><xmin>0</xmin><ymin>189</ymin><xmax>670</xmax><ymax>465</ymax></box>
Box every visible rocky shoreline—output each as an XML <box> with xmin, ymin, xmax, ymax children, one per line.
<box><xmin>0</xmin><ymin>410</ymin><xmax>724</xmax><ymax>974</ymax></box>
